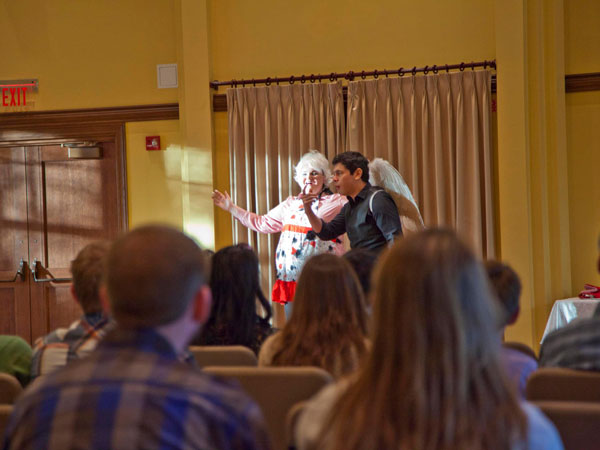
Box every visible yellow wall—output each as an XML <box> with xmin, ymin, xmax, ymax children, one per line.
<box><xmin>0</xmin><ymin>0</ymin><xmax>178</xmax><ymax>110</ymax></box>
<box><xmin>125</xmin><ymin>120</ymin><xmax>183</xmax><ymax>229</ymax></box>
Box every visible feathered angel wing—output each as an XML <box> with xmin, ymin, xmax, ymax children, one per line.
<box><xmin>369</xmin><ymin>158</ymin><xmax>424</xmax><ymax>232</ymax></box>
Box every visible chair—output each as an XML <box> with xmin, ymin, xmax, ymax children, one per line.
<box><xmin>526</xmin><ymin>367</ymin><xmax>600</xmax><ymax>402</ymax></box>
<box><xmin>0</xmin><ymin>374</ymin><xmax>22</xmax><ymax>404</ymax></box>
<box><xmin>189</xmin><ymin>345</ymin><xmax>258</xmax><ymax>367</ymax></box>
<box><xmin>0</xmin><ymin>404</ymin><xmax>13</xmax><ymax>439</ymax></box>
<box><xmin>204</xmin><ymin>366</ymin><xmax>332</xmax><ymax>450</ymax></box>
<box><xmin>532</xmin><ymin>401</ymin><xmax>600</xmax><ymax>450</ymax></box>
<box><xmin>503</xmin><ymin>341</ymin><xmax>538</xmax><ymax>360</ymax></box>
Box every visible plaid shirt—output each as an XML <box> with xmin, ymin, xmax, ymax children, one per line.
<box><xmin>30</xmin><ymin>312</ymin><xmax>113</xmax><ymax>380</ymax></box>
<box><xmin>4</xmin><ymin>328</ymin><xmax>271</xmax><ymax>450</ymax></box>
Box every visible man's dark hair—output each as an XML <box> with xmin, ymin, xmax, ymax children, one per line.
<box><xmin>343</xmin><ymin>248</ymin><xmax>378</xmax><ymax>297</ymax></box>
<box><xmin>105</xmin><ymin>225</ymin><xmax>209</xmax><ymax>328</ymax></box>
<box><xmin>332</xmin><ymin>151</ymin><xmax>369</xmax><ymax>182</ymax></box>
<box><xmin>484</xmin><ymin>260</ymin><xmax>522</xmax><ymax>327</ymax></box>
<box><xmin>71</xmin><ymin>241</ymin><xmax>111</xmax><ymax>314</ymax></box>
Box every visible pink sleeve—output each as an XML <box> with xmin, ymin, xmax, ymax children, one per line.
<box><xmin>317</xmin><ymin>194</ymin><xmax>347</xmax><ymax>222</ymax></box>
<box><xmin>229</xmin><ymin>197</ymin><xmax>293</xmax><ymax>234</ymax></box>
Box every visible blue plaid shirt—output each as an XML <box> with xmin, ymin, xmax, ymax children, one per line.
<box><xmin>3</xmin><ymin>328</ymin><xmax>271</xmax><ymax>450</ymax></box>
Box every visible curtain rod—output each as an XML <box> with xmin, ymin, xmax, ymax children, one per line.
<box><xmin>209</xmin><ymin>59</ymin><xmax>496</xmax><ymax>90</ymax></box>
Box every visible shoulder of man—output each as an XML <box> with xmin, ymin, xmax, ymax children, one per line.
<box><xmin>368</xmin><ymin>187</ymin><xmax>396</xmax><ymax>213</ymax></box>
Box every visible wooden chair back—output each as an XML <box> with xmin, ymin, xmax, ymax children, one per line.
<box><xmin>189</xmin><ymin>345</ymin><xmax>257</xmax><ymax>367</ymax></box>
<box><xmin>533</xmin><ymin>401</ymin><xmax>600</xmax><ymax>450</ymax></box>
<box><xmin>526</xmin><ymin>367</ymin><xmax>600</xmax><ymax>402</ymax></box>
<box><xmin>0</xmin><ymin>374</ymin><xmax>22</xmax><ymax>404</ymax></box>
<box><xmin>204</xmin><ymin>366</ymin><xmax>332</xmax><ymax>450</ymax></box>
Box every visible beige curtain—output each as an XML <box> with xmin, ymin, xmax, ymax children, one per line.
<box><xmin>226</xmin><ymin>82</ymin><xmax>345</xmax><ymax>297</ymax></box>
<box><xmin>346</xmin><ymin>70</ymin><xmax>495</xmax><ymax>258</ymax></box>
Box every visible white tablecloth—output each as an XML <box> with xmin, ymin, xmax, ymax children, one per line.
<box><xmin>541</xmin><ymin>297</ymin><xmax>600</xmax><ymax>342</ymax></box>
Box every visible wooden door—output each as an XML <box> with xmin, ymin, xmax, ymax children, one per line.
<box><xmin>0</xmin><ymin>142</ymin><xmax>124</xmax><ymax>342</ymax></box>
<box><xmin>0</xmin><ymin>147</ymin><xmax>31</xmax><ymax>341</ymax></box>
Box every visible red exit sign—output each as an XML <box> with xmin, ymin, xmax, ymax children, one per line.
<box><xmin>0</xmin><ymin>79</ymin><xmax>38</xmax><ymax>108</ymax></box>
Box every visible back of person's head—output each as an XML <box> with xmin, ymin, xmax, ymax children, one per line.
<box><xmin>105</xmin><ymin>225</ymin><xmax>209</xmax><ymax>328</ymax></box>
<box><xmin>484</xmin><ymin>260</ymin><xmax>522</xmax><ymax>327</ymax></box>
<box><xmin>342</xmin><ymin>248</ymin><xmax>378</xmax><ymax>298</ymax></box>
<box><xmin>272</xmin><ymin>253</ymin><xmax>368</xmax><ymax>377</ymax></box>
<box><xmin>71</xmin><ymin>241</ymin><xmax>111</xmax><ymax>314</ymax></box>
<box><xmin>321</xmin><ymin>229</ymin><xmax>526</xmax><ymax>449</ymax></box>
<box><xmin>332</xmin><ymin>151</ymin><xmax>369</xmax><ymax>182</ymax></box>
<box><xmin>202</xmin><ymin>244</ymin><xmax>271</xmax><ymax>344</ymax></box>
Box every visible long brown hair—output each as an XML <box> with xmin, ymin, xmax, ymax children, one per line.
<box><xmin>318</xmin><ymin>229</ymin><xmax>527</xmax><ymax>450</ymax></box>
<box><xmin>270</xmin><ymin>253</ymin><xmax>368</xmax><ymax>378</ymax></box>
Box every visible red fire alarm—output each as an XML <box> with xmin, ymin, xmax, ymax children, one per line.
<box><xmin>146</xmin><ymin>136</ymin><xmax>161</xmax><ymax>151</ymax></box>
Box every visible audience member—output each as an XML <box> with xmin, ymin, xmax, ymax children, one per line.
<box><xmin>4</xmin><ymin>225</ymin><xmax>270</xmax><ymax>449</ymax></box>
<box><xmin>30</xmin><ymin>241</ymin><xmax>113</xmax><ymax>380</ymax></box>
<box><xmin>192</xmin><ymin>243</ymin><xmax>273</xmax><ymax>354</ymax></box>
<box><xmin>539</xmin><ymin>235</ymin><xmax>600</xmax><ymax>369</ymax></box>
<box><xmin>342</xmin><ymin>248</ymin><xmax>378</xmax><ymax>299</ymax></box>
<box><xmin>296</xmin><ymin>229</ymin><xmax>562</xmax><ymax>450</ymax></box>
<box><xmin>259</xmin><ymin>253</ymin><xmax>368</xmax><ymax>379</ymax></box>
<box><xmin>0</xmin><ymin>335</ymin><xmax>32</xmax><ymax>387</ymax></box>
<box><xmin>485</xmin><ymin>260</ymin><xmax>538</xmax><ymax>397</ymax></box>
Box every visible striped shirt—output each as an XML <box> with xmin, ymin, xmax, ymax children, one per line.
<box><xmin>30</xmin><ymin>312</ymin><xmax>113</xmax><ymax>380</ymax></box>
<box><xmin>3</xmin><ymin>328</ymin><xmax>271</xmax><ymax>450</ymax></box>
<box><xmin>539</xmin><ymin>306</ymin><xmax>600</xmax><ymax>370</ymax></box>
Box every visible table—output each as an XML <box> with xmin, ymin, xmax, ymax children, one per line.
<box><xmin>541</xmin><ymin>297</ymin><xmax>600</xmax><ymax>342</ymax></box>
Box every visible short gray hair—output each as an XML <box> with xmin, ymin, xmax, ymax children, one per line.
<box><xmin>294</xmin><ymin>150</ymin><xmax>332</xmax><ymax>188</ymax></box>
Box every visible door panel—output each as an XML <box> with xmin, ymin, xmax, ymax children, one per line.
<box><xmin>0</xmin><ymin>141</ymin><xmax>124</xmax><ymax>343</ymax></box>
<box><xmin>0</xmin><ymin>147</ymin><xmax>31</xmax><ymax>340</ymax></box>
<box><xmin>29</xmin><ymin>144</ymin><xmax>121</xmax><ymax>341</ymax></box>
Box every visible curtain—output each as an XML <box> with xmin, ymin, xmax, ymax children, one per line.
<box><xmin>346</xmin><ymin>70</ymin><xmax>494</xmax><ymax>258</ymax></box>
<box><xmin>226</xmin><ymin>82</ymin><xmax>346</xmax><ymax>299</ymax></box>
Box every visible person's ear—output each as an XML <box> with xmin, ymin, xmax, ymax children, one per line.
<box><xmin>192</xmin><ymin>285</ymin><xmax>212</xmax><ymax>324</ymax></box>
<box><xmin>98</xmin><ymin>284</ymin><xmax>112</xmax><ymax>315</ymax></box>
<box><xmin>70</xmin><ymin>285</ymin><xmax>81</xmax><ymax>306</ymax></box>
<box><xmin>353</xmin><ymin>168</ymin><xmax>363</xmax><ymax>181</ymax></box>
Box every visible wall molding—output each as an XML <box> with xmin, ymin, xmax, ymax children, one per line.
<box><xmin>0</xmin><ymin>103</ymin><xmax>179</xmax><ymax>145</ymax></box>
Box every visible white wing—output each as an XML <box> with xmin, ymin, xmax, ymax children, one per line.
<box><xmin>369</xmin><ymin>158</ymin><xmax>424</xmax><ymax>232</ymax></box>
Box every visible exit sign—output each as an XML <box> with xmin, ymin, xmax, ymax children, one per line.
<box><xmin>0</xmin><ymin>79</ymin><xmax>38</xmax><ymax>108</ymax></box>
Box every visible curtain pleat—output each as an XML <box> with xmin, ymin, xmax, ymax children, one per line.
<box><xmin>226</xmin><ymin>82</ymin><xmax>346</xmax><ymax>295</ymax></box>
<box><xmin>346</xmin><ymin>70</ymin><xmax>495</xmax><ymax>258</ymax></box>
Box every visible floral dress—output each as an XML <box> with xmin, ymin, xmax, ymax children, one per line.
<box><xmin>230</xmin><ymin>193</ymin><xmax>347</xmax><ymax>303</ymax></box>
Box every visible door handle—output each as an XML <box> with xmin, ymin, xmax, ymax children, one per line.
<box><xmin>30</xmin><ymin>258</ymin><xmax>72</xmax><ymax>283</ymax></box>
<box><xmin>0</xmin><ymin>259</ymin><xmax>25</xmax><ymax>283</ymax></box>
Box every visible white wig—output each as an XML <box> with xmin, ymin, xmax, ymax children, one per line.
<box><xmin>294</xmin><ymin>150</ymin><xmax>332</xmax><ymax>188</ymax></box>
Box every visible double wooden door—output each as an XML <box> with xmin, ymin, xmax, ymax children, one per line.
<box><xmin>0</xmin><ymin>143</ymin><xmax>124</xmax><ymax>343</ymax></box>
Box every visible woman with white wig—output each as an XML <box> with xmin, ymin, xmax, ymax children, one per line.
<box><xmin>212</xmin><ymin>151</ymin><xmax>347</xmax><ymax>314</ymax></box>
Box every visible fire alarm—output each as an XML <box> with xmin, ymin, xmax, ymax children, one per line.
<box><xmin>146</xmin><ymin>136</ymin><xmax>161</xmax><ymax>151</ymax></box>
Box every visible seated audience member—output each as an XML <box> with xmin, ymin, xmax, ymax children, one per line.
<box><xmin>30</xmin><ymin>241</ymin><xmax>113</xmax><ymax>380</ymax></box>
<box><xmin>296</xmin><ymin>229</ymin><xmax>562</xmax><ymax>450</ymax></box>
<box><xmin>0</xmin><ymin>335</ymin><xmax>32</xmax><ymax>387</ymax></box>
<box><xmin>259</xmin><ymin>253</ymin><xmax>368</xmax><ymax>379</ymax></box>
<box><xmin>342</xmin><ymin>248</ymin><xmax>378</xmax><ymax>299</ymax></box>
<box><xmin>192</xmin><ymin>243</ymin><xmax>273</xmax><ymax>354</ymax></box>
<box><xmin>3</xmin><ymin>225</ymin><xmax>270</xmax><ymax>450</ymax></box>
<box><xmin>539</xmin><ymin>236</ymin><xmax>600</xmax><ymax>369</ymax></box>
<box><xmin>485</xmin><ymin>260</ymin><xmax>538</xmax><ymax>397</ymax></box>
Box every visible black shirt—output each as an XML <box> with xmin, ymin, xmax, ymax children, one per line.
<box><xmin>316</xmin><ymin>183</ymin><xmax>402</xmax><ymax>252</ymax></box>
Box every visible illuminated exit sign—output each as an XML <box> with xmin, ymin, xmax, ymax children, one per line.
<box><xmin>0</xmin><ymin>79</ymin><xmax>38</xmax><ymax>107</ymax></box>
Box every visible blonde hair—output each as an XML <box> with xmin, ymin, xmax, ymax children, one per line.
<box><xmin>294</xmin><ymin>150</ymin><xmax>332</xmax><ymax>189</ymax></box>
<box><xmin>317</xmin><ymin>229</ymin><xmax>527</xmax><ymax>450</ymax></box>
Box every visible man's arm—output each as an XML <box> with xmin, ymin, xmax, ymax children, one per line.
<box><xmin>371</xmin><ymin>191</ymin><xmax>402</xmax><ymax>245</ymax></box>
<box><xmin>301</xmin><ymin>193</ymin><xmax>347</xmax><ymax>240</ymax></box>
